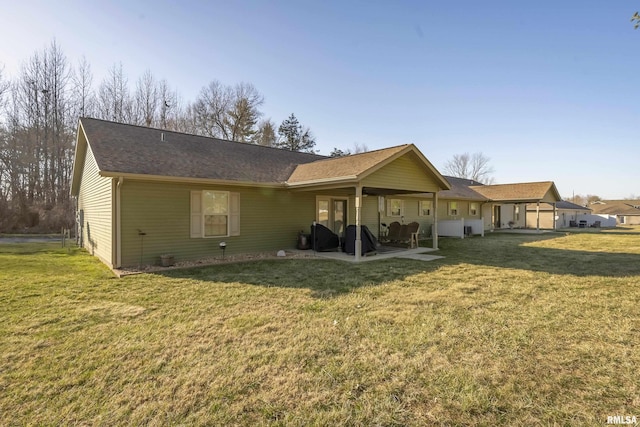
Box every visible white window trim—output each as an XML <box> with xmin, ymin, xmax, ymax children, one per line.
<box><xmin>419</xmin><ymin>200</ymin><xmax>432</xmax><ymax>216</ymax></box>
<box><xmin>386</xmin><ymin>198</ymin><xmax>404</xmax><ymax>217</ymax></box>
<box><xmin>448</xmin><ymin>201</ymin><xmax>458</xmax><ymax>216</ymax></box>
<box><xmin>190</xmin><ymin>190</ymin><xmax>240</xmax><ymax>238</ymax></box>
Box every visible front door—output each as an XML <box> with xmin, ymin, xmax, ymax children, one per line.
<box><xmin>493</xmin><ymin>205</ymin><xmax>501</xmax><ymax>229</ymax></box>
<box><xmin>317</xmin><ymin>197</ymin><xmax>348</xmax><ymax>236</ymax></box>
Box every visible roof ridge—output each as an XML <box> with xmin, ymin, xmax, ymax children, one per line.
<box><xmin>80</xmin><ymin>117</ymin><xmax>327</xmax><ymax>159</ymax></box>
<box><xmin>303</xmin><ymin>144</ymin><xmax>411</xmax><ymax>165</ymax></box>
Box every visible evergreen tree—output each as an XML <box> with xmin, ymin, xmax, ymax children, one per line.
<box><xmin>275</xmin><ymin>113</ymin><xmax>316</xmax><ymax>152</ymax></box>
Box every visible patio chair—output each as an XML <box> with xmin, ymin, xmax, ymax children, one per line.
<box><xmin>398</xmin><ymin>224</ymin><xmax>409</xmax><ymax>243</ymax></box>
<box><xmin>406</xmin><ymin>221</ymin><xmax>420</xmax><ymax>248</ymax></box>
<box><xmin>387</xmin><ymin>221</ymin><xmax>401</xmax><ymax>242</ymax></box>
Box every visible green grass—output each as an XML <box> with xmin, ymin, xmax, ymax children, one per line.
<box><xmin>1</xmin><ymin>228</ymin><xmax>640</xmax><ymax>425</ymax></box>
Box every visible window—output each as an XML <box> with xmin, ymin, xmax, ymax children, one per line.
<box><xmin>386</xmin><ymin>199</ymin><xmax>404</xmax><ymax>217</ymax></box>
<box><xmin>419</xmin><ymin>200</ymin><xmax>432</xmax><ymax>216</ymax></box>
<box><xmin>448</xmin><ymin>201</ymin><xmax>458</xmax><ymax>216</ymax></box>
<box><xmin>514</xmin><ymin>205</ymin><xmax>520</xmax><ymax>221</ymax></box>
<box><xmin>204</xmin><ymin>191</ymin><xmax>228</xmax><ymax>237</ymax></box>
<box><xmin>469</xmin><ymin>202</ymin><xmax>479</xmax><ymax>216</ymax></box>
<box><xmin>190</xmin><ymin>190</ymin><xmax>240</xmax><ymax>238</ymax></box>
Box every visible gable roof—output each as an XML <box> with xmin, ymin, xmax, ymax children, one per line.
<box><xmin>470</xmin><ymin>181</ymin><xmax>561</xmax><ymax>203</ymax></box>
<box><xmin>74</xmin><ymin>118</ymin><xmax>326</xmax><ymax>186</ymax></box>
<box><xmin>286</xmin><ymin>145</ymin><xmax>450</xmax><ymax>190</ymax></box>
<box><xmin>71</xmin><ymin>118</ymin><xmax>450</xmax><ymax>195</ymax></box>
<box><xmin>287</xmin><ymin>145</ymin><xmax>408</xmax><ymax>183</ymax></box>
<box><xmin>590</xmin><ymin>200</ymin><xmax>640</xmax><ymax>216</ymax></box>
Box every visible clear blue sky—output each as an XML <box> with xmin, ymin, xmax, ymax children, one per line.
<box><xmin>1</xmin><ymin>1</ymin><xmax>638</xmax><ymax>199</ymax></box>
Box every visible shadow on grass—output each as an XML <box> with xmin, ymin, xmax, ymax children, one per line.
<box><xmin>158</xmin><ymin>257</ymin><xmax>431</xmax><ymax>298</ymax></box>
<box><xmin>157</xmin><ymin>232</ymin><xmax>640</xmax><ymax>296</ymax></box>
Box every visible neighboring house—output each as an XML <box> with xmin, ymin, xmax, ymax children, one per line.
<box><xmin>70</xmin><ymin>118</ymin><xmax>451</xmax><ymax>268</ymax></box>
<box><xmin>590</xmin><ymin>200</ymin><xmax>640</xmax><ymax>225</ymax></box>
<box><xmin>525</xmin><ymin>201</ymin><xmax>592</xmax><ymax>229</ymax></box>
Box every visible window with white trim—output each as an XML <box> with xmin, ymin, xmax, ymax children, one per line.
<box><xmin>469</xmin><ymin>202</ymin><xmax>479</xmax><ymax>216</ymax></box>
<box><xmin>419</xmin><ymin>200</ymin><xmax>432</xmax><ymax>216</ymax></box>
<box><xmin>190</xmin><ymin>190</ymin><xmax>240</xmax><ymax>238</ymax></box>
<box><xmin>448</xmin><ymin>201</ymin><xmax>458</xmax><ymax>216</ymax></box>
<box><xmin>386</xmin><ymin>199</ymin><xmax>404</xmax><ymax>217</ymax></box>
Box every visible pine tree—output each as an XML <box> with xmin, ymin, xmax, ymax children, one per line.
<box><xmin>275</xmin><ymin>113</ymin><xmax>316</xmax><ymax>152</ymax></box>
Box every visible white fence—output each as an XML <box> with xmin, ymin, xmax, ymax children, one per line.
<box><xmin>438</xmin><ymin>218</ymin><xmax>485</xmax><ymax>239</ymax></box>
<box><xmin>582</xmin><ymin>214</ymin><xmax>617</xmax><ymax>228</ymax></box>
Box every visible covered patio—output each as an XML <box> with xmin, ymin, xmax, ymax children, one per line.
<box><xmin>286</xmin><ymin>145</ymin><xmax>452</xmax><ymax>262</ymax></box>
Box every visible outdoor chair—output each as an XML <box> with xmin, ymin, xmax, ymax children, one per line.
<box><xmin>387</xmin><ymin>221</ymin><xmax>401</xmax><ymax>242</ymax></box>
<box><xmin>398</xmin><ymin>224</ymin><xmax>410</xmax><ymax>243</ymax></box>
<box><xmin>406</xmin><ymin>221</ymin><xmax>420</xmax><ymax>248</ymax></box>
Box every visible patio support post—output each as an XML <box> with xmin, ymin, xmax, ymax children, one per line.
<box><xmin>536</xmin><ymin>201</ymin><xmax>540</xmax><ymax>232</ymax></box>
<box><xmin>355</xmin><ymin>185</ymin><xmax>362</xmax><ymax>262</ymax></box>
<box><xmin>433</xmin><ymin>191</ymin><xmax>439</xmax><ymax>249</ymax></box>
<box><xmin>552</xmin><ymin>203</ymin><xmax>557</xmax><ymax>230</ymax></box>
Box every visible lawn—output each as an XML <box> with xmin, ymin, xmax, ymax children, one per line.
<box><xmin>1</xmin><ymin>227</ymin><xmax>639</xmax><ymax>425</ymax></box>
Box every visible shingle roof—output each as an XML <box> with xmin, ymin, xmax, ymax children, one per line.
<box><xmin>80</xmin><ymin>118</ymin><xmax>326</xmax><ymax>183</ymax></box>
<box><xmin>590</xmin><ymin>200</ymin><xmax>640</xmax><ymax>216</ymax></box>
<box><xmin>526</xmin><ymin>201</ymin><xmax>591</xmax><ymax>211</ymax></box>
<box><xmin>437</xmin><ymin>176</ymin><xmax>489</xmax><ymax>200</ymax></box>
<box><xmin>470</xmin><ymin>181</ymin><xmax>560</xmax><ymax>202</ymax></box>
<box><xmin>287</xmin><ymin>145</ymin><xmax>409</xmax><ymax>183</ymax></box>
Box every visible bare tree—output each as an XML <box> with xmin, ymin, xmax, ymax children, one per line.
<box><xmin>443</xmin><ymin>152</ymin><xmax>495</xmax><ymax>184</ymax></box>
<box><xmin>97</xmin><ymin>63</ymin><xmax>131</xmax><ymax>123</ymax></box>
<box><xmin>254</xmin><ymin>119</ymin><xmax>277</xmax><ymax>146</ymax></box>
<box><xmin>193</xmin><ymin>80</ymin><xmax>232</xmax><ymax>138</ymax></box>
<box><xmin>134</xmin><ymin>69</ymin><xmax>158</xmax><ymax>127</ymax></box>
<box><xmin>225</xmin><ymin>82</ymin><xmax>263</xmax><ymax>142</ymax></box>
<box><xmin>0</xmin><ymin>66</ymin><xmax>8</xmax><ymax>110</ymax></box>
<box><xmin>71</xmin><ymin>56</ymin><xmax>95</xmax><ymax>118</ymax></box>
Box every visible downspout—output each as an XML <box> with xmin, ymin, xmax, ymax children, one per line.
<box><xmin>115</xmin><ymin>177</ymin><xmax>123</xmax><ymax>268</ymax></box>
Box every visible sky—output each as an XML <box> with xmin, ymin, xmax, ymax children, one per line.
<box><xmin>1</xmin><ymin>0</ymin><xmax>639</xmax><ymax>199</ymax></box>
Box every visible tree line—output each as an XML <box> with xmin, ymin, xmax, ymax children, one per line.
<box><xmin>0</xmin><ymin>40</ymin><xmax>317</xmax><ymax>232</ymax></box>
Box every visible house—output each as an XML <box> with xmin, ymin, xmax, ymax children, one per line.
<box><xmin>590</xmin><ymin>200</ymin><xmax>640</xmax><ymax>225</ymax></box>
<box><xmin>70</xmin><ymin>118</ymin><xmax>451</xmax><ymax>268</ymax></box>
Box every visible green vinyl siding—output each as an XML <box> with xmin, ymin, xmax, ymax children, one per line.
<box><xmin>362</xmin><ymin>153</ymin><xmax>440</xmax><ymax>193</ymax></box>
<box><xmin>120</xmin><ymin>180</ymin><xmax>316</xmax><ymax>266</ymax></box>
<box><xmin>77</xmin><ymin>146</ymin><xmax>113</xmax><ymax>266</ymax></box>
